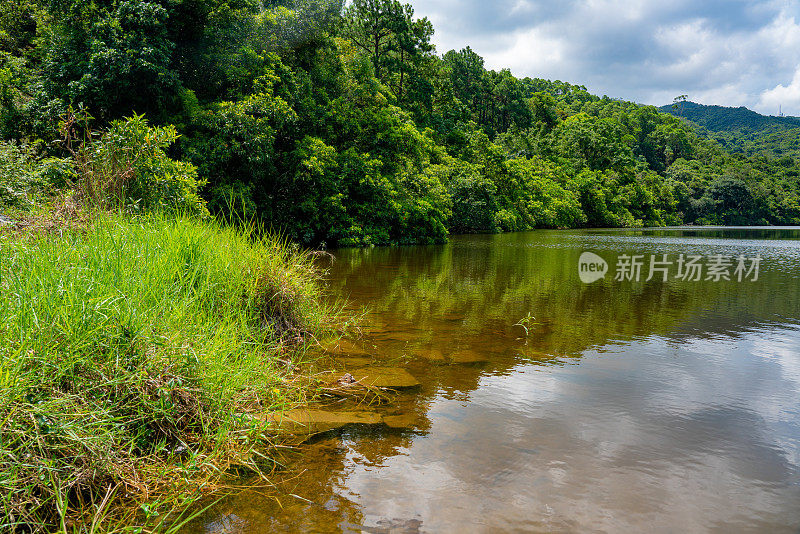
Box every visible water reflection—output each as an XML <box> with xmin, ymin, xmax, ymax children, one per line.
<box><xmin>190</xmin><ymin>228</ymin><xmax>800</xmax><ymax>533</ymax></box>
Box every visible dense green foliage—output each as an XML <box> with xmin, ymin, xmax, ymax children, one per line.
<box><xmin>661</xmin><ymin>101</ymin><xmax>800</xmax><ymax>162</ymax></box>
<box><xmin>0</xmin><ymin>141</ymin><xmax>71</xmax><ymax>209</ymax></box>
<box><xmin>659</xmin><ymin>101</ymin><xmax>800</xmax><ymax>131</ymax></box>
<box><xmin>3</xmin><ymin>0</ymin><xmax>800</xmax><ymax>244</ymax></box>
<box><xmin>73</xmin><ymin>113</ymin><xmax>208</xmax><ymax>214</ymax></box>
<box><xmin>707</xmin><ymin>126</ymin><xmax>800</xmax><ymax>161</ymax></box>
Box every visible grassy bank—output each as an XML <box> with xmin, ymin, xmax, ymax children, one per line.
<box><xmin>0</xmin><ymin>213</ymin><xmax>343</xmax><ymax>532</ymax></box>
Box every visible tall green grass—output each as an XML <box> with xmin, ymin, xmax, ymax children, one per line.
<box><xmin>0</xmin><ymin>214</ymin><xmax>343</xmax><ymax>531</ymax></box>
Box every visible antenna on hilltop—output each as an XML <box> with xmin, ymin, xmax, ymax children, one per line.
<box><xmin>779</xmin><ymin>105</ymin><xmax>785</xmax><ymax>117</ymax></box>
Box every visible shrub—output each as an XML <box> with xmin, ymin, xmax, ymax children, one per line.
<box><xmin>68</xmin><ymin>114</ymin><xmax>207</xmax><ymax>215</ymax></box>
<box><xmin>0</xmin><ymin>141</ymin><xmax>73</xmax><ymax>210</ymax></box>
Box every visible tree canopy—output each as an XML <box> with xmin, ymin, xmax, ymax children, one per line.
<box><xmin>2</xmin><ymin>0</ymin><xmax>799</xmax><ymax>245</ymax></box>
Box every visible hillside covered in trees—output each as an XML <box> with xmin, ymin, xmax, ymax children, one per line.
<box><xmin>659</xmin><ymin>101</ymin><xmax>800</xmax><ymax>131</ymax></box>
<box><xmin>2</xmin><ymin>0</ymin><xmax>800</xmax><ymax>246</ymax></box>
<box><xmin>661</xmin><ymin>101</ymin><xmax>800</xmax><ymax>162</ymax></box>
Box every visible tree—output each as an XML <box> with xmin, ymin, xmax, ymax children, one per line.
<box><xmin>442</xmin><ymin>47</ymin><xmax>484</xmax><ymax>114</ymax></box>
<box><xmin>384</xmin><ymin>5</ymin><xmax>433</xmax><ymax>103</ymax></box>
<box><xmin>342</xmin><ymin>0</ymin><xmax>403</xmax><ymax>80</ymax></box>
<box><xmin>41</xmin><ymin>0</ymin><xmax>180</xmax><ymax>120</ymax></box>
<box><xmin>672</xmin><ymin>94</ymin><xmax>688</xmax><ymax>117</ymax></box>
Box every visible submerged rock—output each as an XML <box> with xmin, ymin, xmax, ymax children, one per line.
<box><xmin>264</xmin><ymin>409</ymin><xmax>382</xmax><ymax>434</ymax></box>
<box><xmin>448</xmin><ymin>350</ymin><xmax>490</xmax><ymax>364</ymax></box>
<box><xmin>334</xmin><ymin>367</ymin><xmax>420</xmax><ymax>389</ymax></box>
<box><xmin>415</xmin><ymin>348</ymin><xmax>446</xmax><ymax>361</ymax></box>
<box><xmin>264</xmin><ymin>407</ymin><xmax>424</xmax><ymax>435</ymax></box>
<box><xmin>382</xmin><ymin>413</ymin><xmax>419</xmax><ymax>429</ymax></box>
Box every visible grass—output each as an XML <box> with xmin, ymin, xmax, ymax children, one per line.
<box><xmin>0</xmin><ymin>212</ymin><xmax>346</xmax><ymax>532</ymax></box>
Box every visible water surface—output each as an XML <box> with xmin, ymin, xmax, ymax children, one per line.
<box><xmin>192</xmin><ymin>228</ymin><xmax>800</xmax><ymax>533</ymax></box>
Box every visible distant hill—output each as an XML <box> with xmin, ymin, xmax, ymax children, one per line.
<box><xmin>659</xmin><ymin>101</ymin><xmax>800</xmax><ymax>132</ymax></box>
<box><xmin>658</xmin><ymin>101</ymin><xmax>800</xmax><ymax>160</ymax></box>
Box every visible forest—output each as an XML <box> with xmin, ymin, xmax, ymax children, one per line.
<box><xmin>2</xmin><ymin>0</ymin><xmax>800</xmax><ymax>247</ymax></box>
<box><xmin>660</xmin><ymin>101</ymin><xmax>800</xmax><ymax>162</ymax></box>
<box><xmin>659</xmin><ymin>101</ymin><xmax>800</xmax><ymax>132</ymax></box>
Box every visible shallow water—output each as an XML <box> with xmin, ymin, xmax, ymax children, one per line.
<box><xmin>190</xmin><ymin>228</ymin><xmax>800</xmax><ymax>533</ymax></box>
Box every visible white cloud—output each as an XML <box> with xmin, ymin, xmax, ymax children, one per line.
<box><xmin>481</xmin><ymin>27</ymin><xmax>569</xmax><ymax>80</ymax></box>
<box><xmin>758</xmin><ymin>67</ymin><xmax>800</xmax><ymax>115</ymax></box>
<box><xmin>410</xmin><ymin>0</ymin><xmax>800</xmax><ymax>115</ymax></box>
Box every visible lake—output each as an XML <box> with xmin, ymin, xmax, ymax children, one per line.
<box><xmin>191</xmin><ymin>228</ymin><xmax>800</xmax><ymax>533</ymax></box>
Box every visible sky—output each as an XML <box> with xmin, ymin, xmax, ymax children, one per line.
<box><xmin>407</xmin><ymin>0</ymin><xmax>800</xmax><ymax>116</ymax></box>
